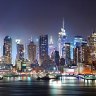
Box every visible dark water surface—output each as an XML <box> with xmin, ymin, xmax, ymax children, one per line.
<box><xmin>0</xmin><ymin>76</ymin><xmax>96</xmax><ymax>96</ymax></box>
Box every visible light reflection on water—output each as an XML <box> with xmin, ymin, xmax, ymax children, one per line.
<box><xmin>3</xmin><ymin>76</ymin><xmax>96</xmax><ymax>86</ymax></box>
<box><xmin>0</xmin><ymin>76</ymin><xmax>96</xmax><ymax>96</ymax></box>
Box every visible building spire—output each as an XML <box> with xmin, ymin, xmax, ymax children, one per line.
<box><xmin>60</xmin><ymin>18</ymin><xmax>66</xmax><ymax>36</ymax></box>
<box><xmin>62</xmin><ymin>18</ymin><xmax>64</xmax><ymax>29</ymax></box>
<box><xmin>30</xmin><ymin>36</ymin><xmax>33</xmax><ymax>41</ymax></box>
<box><xmin>49</xmin><ymin>36</ymin><xmax>53</xmax><ymax>45</ymax></box>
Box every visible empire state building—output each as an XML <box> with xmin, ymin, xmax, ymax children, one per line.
<box><xmin>58</xmin><ymin>19</ymin><xmax>67</xmax><ymax>58</ymax></box>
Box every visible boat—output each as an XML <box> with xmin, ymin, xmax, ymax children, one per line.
<box><xmin>84</xmin><ymin>74</ymin><xmax>96</xmax><ymax>80</ymax></box>
<box><xmin>37</xmin><ymin>74</ymin><xmax>59</xmax><ymax>80</ymax></box>
<box><xmin>0</xmin><ymin>75</ymin><xmax>3</xmax><ymax>80</ymax></box>
<box><xmin>77</xmin><ymin>74</ymin><xmax>96</xmax><ymax>80</ymax></box>
<box><xmin>37</xmin><ymin>76</ymin><xmax>50</xmax><ymax>80</ymax></box>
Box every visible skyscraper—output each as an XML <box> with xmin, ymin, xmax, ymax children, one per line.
<box><xmin>39</xmin><ymin>35</ymin><xmax>48</xmax><ymax>65</ymax></box>
<box><xmin>28</xmin><ymin>40</ymin><xmax>36</xmax><ymax>64</ymax></box>
<box><xmin>58</xmin><ymin>19</ymin><xmax>66</xmax><ymax>58</ymax></box>
<box><xmin>73</xmin><ymin>36</ymin><xmax>85</xmax><ymax>65</ymax></box>
<box><xmin>74</xmin><ymin>36</ymin><xmax>83</xmax><ymax>48</ymax></box>
<box><xmin>65</xmin><ymin>43</ymin><xmax>71</xmax><ymax>65</ymax></box>
<box><xmin>49</xmin><ymin>36</ymin><xmax>55</xmax><ymax>58</ymax></box>
<box><xmin>88</xmin><ymin>32</ymin><xmax>96</xmax><ymax>46</ymax></box>
<box><xmin>16</xmin><ymin>40</ymin><xmax>24</xmax><ymax>60</ymax></box>
<box><xmin>81</xmin><ymin>42</ymin><xmax>88</xmax><ymax>64</ymax></box>
<box><xmin>88</xmin><ymin>32</ymin><xmax>96</xmax><ymax>63</ymax></box>
<box><xmin>73</xmin><ymin>36</ymin><xmax>88</xmax><ymax>65</ymax></box>
<box><xmin>3</xmin><ymin>36</ymin><xmax>12</xmax><ymax>64</ymax></box>
<box><xmin>54</xmin><ymin>51</ymin><xmax>60</xmax><ymax>66</ymax></box>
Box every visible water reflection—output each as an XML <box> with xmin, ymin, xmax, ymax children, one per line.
<box><xmin>4</xmin><ymin>76</ymin><xmax>32</xmax><ymax>81</ymax></box>
<box><xmin>49</xmin><ymin>77</ymin><xmax>96</xmax><ymax>96</ymax></box>
<box><xmin>0</xmin><ymin>76</ymin><xmax>96</xmax><ymax>96</ymax></box>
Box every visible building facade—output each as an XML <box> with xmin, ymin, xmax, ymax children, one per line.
<box><xmin>58</xmin><ymin>19</ymin><xmax>66</xmax><ymax>58</ymax></box>
<box><xmin>49</xmin><ymin>36</ymin><xmax>55</xmax><ymax>58</ymax></box>
<box><xmin>28</xmin><ymin>40</ymin><xmax>36</xmax><ymax>64</ymax></box>
<box><xmin>16</xmin><ymin>40</ymin><xmax>24</xmax><ymax>60</ymax></box>
<box><xmin>54</xmin><ymin>51</ymin><xmax>60</xmax><ymax>66</ymax></box>
<box><xmin>74</xmin><ymin>36</ymin><xmax>83</xmax><ymax>48</ymax></box>
<box><xmin>3</xmin><ymin>36</ymin><xmax>12</xmax><ymax>64</ymax></box>
<box><xmin>65</xmin><ymin>43</ymin><xmax>71</xmax><ymax>65</ymax></box>
<box><xmin>87</xmin><ymin>32</ymin><xmax>96</xmax><ymax>64</ymax></box>
<box><xmin>39</xmin><ymin>35</ymin><xmax>48</xmax><ymax>65</ymax></box>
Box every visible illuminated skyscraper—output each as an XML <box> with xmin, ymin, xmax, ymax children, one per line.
<box><xmin>88</xmin><ymin>32</ymin><xmax>96</xmax><ymax>63</ymax></box>
<box><xmin>58</xmin><ymin>19</ymin><xmax>66</xmax><ymax>58</ymax></box>
<box><xmin>49</xmin><ymin>36</ymin><xmax>55</xmax><ymax>58</ymax></box>
<box><xmin>73</xmin><ymin>36</ymin><xmax>88</xmax><ymax>65</ymax></box>
<box><xmin>3</xmin><ymin>36</ymin><xmax>12</xmax><ymax>64</ymax></box>
<box><xmin>16</xmin><ymin>40</ymin><xmax>24</xmax><ymax>60</ymax></box>
<box><xmin>39</xmin><ymin>35</ymin><xmax>48</xmax><ymax>65</ymax></box>
<box><xmin>88</xmin><ymin>32</ymin><xmax>96</xmax><ymax>46</ymax></box>
<box><xmin>74</xmin><ymin>36</ymin><xmax>83</xmax><ymax>48</ymax></box>
<box><xmin>28</xmin><ymin>40</ymin><xmax>36</xmax><ymax>64</ymax></box>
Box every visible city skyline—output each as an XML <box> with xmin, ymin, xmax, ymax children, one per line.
<box><xmin>0</xmin><ymin>1</ymin><xmax>96</xmax><ymax>95</ymax></box>
<box><xmin>0</xmin><ymin>0</ymin><xmax>96</xmax><ymax>65</ymax></box>
<box><xmin>0</xmin><ymin>32</ymin><xmax>94</xmax><ymax>65</ymax></box>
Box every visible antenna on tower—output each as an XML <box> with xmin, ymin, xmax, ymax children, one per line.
<box><xmin>50</xmin><ymin>36</ymin><xmax>53</xmax><ymax>45</ymax></box>
<box><xmin>30</xmin><ymin>36</ymin><xmax>33</xmax><ymax>42</ymax></box>
<box><xmin>62</xmin><ymin>18</ymin><xmax>64</xmax><ymax>29</ymax></box>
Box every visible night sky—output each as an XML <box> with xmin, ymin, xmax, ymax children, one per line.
<box><xmin>0</xmin><ymin>0</ymin><xmax>96</xmax><ymax>42</ymax></box>
<box><xmin>0</xmin><ymin>0</ymin><xmax>96</xmax><ymax>61</ymax></box>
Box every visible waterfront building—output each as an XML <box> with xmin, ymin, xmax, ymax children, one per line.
<box><xmin>3</xmin><ymin>36</ymin><xmax>12</xmax><ymax>64</ymax></box>
<box><xmin>0</xmin><ymin>63</ymin><xmax>13</xmax><ymax>73</ymax></box>
<box><xmin>39</xmin><ymin>35</ymin><xmax>48</xmax><ymax>65</ymax></box>
<box><xmin>16</xmin><ymin>59</ymin><xmax>22</xmax><ymax>71</ymax></box>
<box><xmin>16</xmin><ymin>59</ymin><xmax>30</xmax><ymax>72</ymax></box>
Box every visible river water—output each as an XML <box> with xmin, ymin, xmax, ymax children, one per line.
<box><xmin>0</xmin><ymin>76</ymin><xmax>96</xmax><ymax>96</ymax></box>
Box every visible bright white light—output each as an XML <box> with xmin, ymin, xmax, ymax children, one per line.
<box><xmin>15</xmin><ymin>39</ymin><xmax>21</xmax><ymax>44</ymax></box>
<box><xmin>49</xmin><ymin>80</ymin><xmax>62</xmax><ymax>87</ymax></box>
<box><xmin>65</xmin><ymin>68</ymin><xmax>74</xmax><ymax>72</ymax></box>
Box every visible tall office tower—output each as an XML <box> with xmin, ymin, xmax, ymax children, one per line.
<box><xmin>49</xmin><ymin>36</ymin><xmax>55</xmax><ymax>58</ymax></box>
<box><xmin>3</xmin><ymin>36</ymin><xmax>12</xmax><ymax>64</ymax></box>
<box><xmin>58</xmin><ymin>19</ymin><xmax>66</xmax><ymax>58</ymax></box>
<box><xmin>73</xmin><ymin>36</ymin><xmax>84</xmax><ymax>65</ymax></box>
<box><xmin>88</xmin><ymin>32</ymin><xmax>96</xmax><ymax>63</ymax></box>
<box><xmin>88</xmin><ymin>32</ymin><xmax>96</xmax><ymax>46</ymax></box>
<box><xmin>65</xmin><ymin>43</ymin><xmax>71</xmax><ymax>65</ymax></box>
<box><xmin>28</xmin><ymin>40</ymin><xmax>36</xmax><ymax>64</ymax></box>
<box><xmin>39</xmin><ymin>35</ymin><xmax>48</xmax><ymax>65</ymax></box>
<box><xmin>73</xmin><ymin>47</ymin><xmax>81</xmax><ymax>65</ymax></box>
<box><xmin>81</xmin><ymin>42</ymin><xmax>89</xmax><ymax>63</ymax></box>
<box><xmin>16</xmin><ymin>39</ymin><xmax>24</xmax><ymax>60</ymax></box>
<box><xmin>74</xmin><ymin>36</ymin><xmax>83</xmax><ymax>48</ymax></box>
<box><xmin>54</xmin><ymin>51</ymin><xmax>60</xmax><ymax>66</ymax></box>
<box><xmin>73</xmin><ymin>41</ymin><xmax>88</xmax><ymax>65</ymax></box>
<box><xmin>70</xmin><ymin>43</ymin><xmax>74</xmax><ymax>60</ymax></box>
